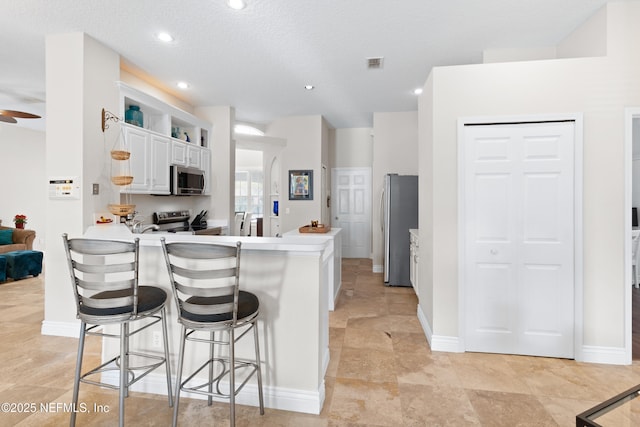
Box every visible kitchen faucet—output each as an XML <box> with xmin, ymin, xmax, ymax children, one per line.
<box><xmin>127</xmin><ymin>212</ymin><xmax>160</xmax><ymax>233</ymax></box>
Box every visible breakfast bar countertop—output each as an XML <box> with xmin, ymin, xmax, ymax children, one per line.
<box><xmin>82</xmin><ymin>222</ymin><xmax>334</xmax><ymax>415</ymax></box>
<box><xmin>84</xmin><ymin>223</ymin><xmax>332</xmax><ymax>252</ymax></box>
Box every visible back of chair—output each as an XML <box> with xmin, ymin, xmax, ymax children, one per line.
<box><xmin>62</xmin><ymin>234</ymin><xmax>139</xmax><ymax>324</ymax></box>
<box><xmin>161</xmin><ymin>239</ymin><xmax>241</xmax><ymax>327</ymax></box>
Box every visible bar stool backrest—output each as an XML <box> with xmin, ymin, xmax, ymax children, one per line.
<box><xmin>161</xmin><ymin>239</ymin><xmax>241</xmax><ymax>328</ymax></box>
<box><xmin>62</xmin><ymin>234</ymin><xmax>140</xmax><ymax>324</ymax></box>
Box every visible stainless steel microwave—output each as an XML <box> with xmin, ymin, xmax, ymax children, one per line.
<box><xmin>171</xmin><ymin>166</ymin><xmax>205</xmax><ymax>195</ymax></box>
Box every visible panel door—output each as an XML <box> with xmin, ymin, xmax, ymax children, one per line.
<box><xmin>150</xmin><ymin>135</ymin><xmax>170</xmax><ymax>194</ymax></box>
<box><xmin>123</xmin><ymin>125</ymin><xmax>151</xmax><ymax>192</ymax></box>
<box><xmin>332</xmin><ymin>168</ymin><xmax>371</xmax><ymax>258</ymax></box>
<box><xmin>464</xmin><ymin>121</ymin><xmax>575</xmax><ymax>358</ymax></box>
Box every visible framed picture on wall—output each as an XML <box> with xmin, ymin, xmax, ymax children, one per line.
<box><xmin>289</xmin><ymin>170</ymin><xmax>313</xmax><ymax>200</ymax></box>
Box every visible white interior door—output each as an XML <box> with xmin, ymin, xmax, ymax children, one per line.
<box><xmin>463</xmin><ymin>121</ymin><xmax>575</xmax><ymax>358</ymax></box>
<box><xmin>332</xmin><ymin>168</ymin><xmax>371</xmax><ymax>258</ymax></box>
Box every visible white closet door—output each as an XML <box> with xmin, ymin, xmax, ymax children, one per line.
<box><xmin>464</xmin><ymin>121</ymin><xmax>575</xmax><ymax>358</ymax></box>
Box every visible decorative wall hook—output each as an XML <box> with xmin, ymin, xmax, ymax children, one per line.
<box><xmin>101</xmin><ymin>108</ymin><xmax>121</xmax><ymax>132</ymax></box>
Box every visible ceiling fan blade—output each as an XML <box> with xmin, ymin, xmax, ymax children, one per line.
<box><xmin>0</xmin><ymin>109</ymin><xmax>41</xmax><ymax>119</ymax></box>
<box><xmin>0</xmin><ymin>115</ymin><xmax>18</xmax><ymax>124</ymax></box>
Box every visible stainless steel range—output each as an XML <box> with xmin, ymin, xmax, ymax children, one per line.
<box><xmin>152</xmin><ymin>210</ymin><xmax>221</xmax><ymax>235</ymax></box>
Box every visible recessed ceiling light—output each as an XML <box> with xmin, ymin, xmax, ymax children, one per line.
<box><xmin>228</xmin><ymin>0</ymin><xmax>246</xmax><ymax>10</ymax></box>
<box><xmin>177</xmin><ymin>82</ymin><xmax>189</xmax><ymax>89</ymax></box>
<box><xmin>413</xmin><ymin>88</ymin><xmax>423</xmax><ymax>95</ymax></box>
<box><xmin>157</xmin><ymin>32</ymin><xmax>174</xmax><ymax>43</ymax></box>
<box><xmin>304</xmin><ymin>85</ymin><xmax>314</xmax><ymax>90</ymax></box>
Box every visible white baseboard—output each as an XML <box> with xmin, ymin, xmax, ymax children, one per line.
<box><xmin>41</xmin><ymin>320</ymin><xmax>80</xmax><ymax>338</ymax></box>
<box><xmin>102</xmin><ymin>371</ymin><xmax>325</xmax><ymax>414</ymax></box>
<box><xmin>416</xmin><ymin>304</ymin><xmax>433</xmax><ymax>346</ymax></box>
<box><xmin>417</xmin><ymin>305</ymin><xmax>464</xmax><ymax>353</ymax></box>
<box><xmin>431</xmin><ymin>335</ymin><xmax>465</xmax><ymax>353</ymax></box>
<box><xmin>372</xmin><ymin>264</ymin><xmax>383</xmax><ymax>273</ymax></box>
<box><xmin>581</xmin><ymin>345</ymin><xmax>630</xmax><ymax>365</ymax></box>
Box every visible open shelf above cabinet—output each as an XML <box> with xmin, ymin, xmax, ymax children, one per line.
<box><xmin>117</xmin><ymin>81</ymin><xmax>211</xmax><ymax>147</ymax></box>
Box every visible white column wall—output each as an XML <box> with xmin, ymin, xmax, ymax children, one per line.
<box><xmin>43</xmin><ymin>33</ymin><xmax>120</xmax><ymax>332</ymax></box>
<box><xmin>194</xmin><ymin>106</ymin><xmax>235</xmax><ymax>223</ymax></box>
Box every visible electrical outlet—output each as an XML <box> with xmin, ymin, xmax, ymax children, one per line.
<box><xmin>92</xmin><ymin>183</ymin><xmax>99</xmax><ymax>195</ymax></box>
<box><xmin>152</xmin><ymin>331</ymin><xmax>162</xmax><ymax>348</ymax></box>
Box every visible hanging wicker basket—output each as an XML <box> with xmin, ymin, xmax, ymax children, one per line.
<box><xmin>111</xmin><ymin>150</ymin><xmax>131</xmax><ymax>160</ymax></box>
<box><xmin>111</xmin><ymin>175</ymin><xmax>134</xmax><ymax>186</ymax></box>
<box><xmin>108</xmin><ymin>204</ymin><xmax>136</xmax><ymax>216</ymax></box>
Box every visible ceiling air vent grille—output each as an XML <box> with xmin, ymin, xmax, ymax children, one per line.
<box><xmin>367</xmin><ymin>57</ymin><xmax>384</xmax><ymax>69</ymax></box>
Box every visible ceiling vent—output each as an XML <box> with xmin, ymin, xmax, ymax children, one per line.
<box><xmin>367</xmin><ymin>57</ymin><xmax>384</xmax><ymax>69</ymax></box>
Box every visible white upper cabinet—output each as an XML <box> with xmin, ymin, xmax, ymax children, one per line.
<box><xmin>117</xmin><ymin>82</ymin><xmax>212</xmax><ymax>195</ymax></box>
<box><xmin>122</xmin><ymin>124</ymin><xmax>171</xmax><ymax>195</ymax></box>
<box><xmin>171</xmin><ymin>140</ymin><xmax>187</xmax><ymax>166</ymax></box>
<box><xmin>187</xmin><ymin>145</ymin><xmax>201</xmax><ymax>169</ymax></box>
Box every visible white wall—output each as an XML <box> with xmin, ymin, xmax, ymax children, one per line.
<box><xmin>266</xmin><ymin>115</ymin><xmax>324</xmax><ymax>233</ymax></box>
<box><xmin>483</xmin><ymin>47</ymin><xmax>557</xmax><ymax>64</ymax></box>
<box><xmin>332</xmin><ymin>128</ymin><xmax>373</xmax><ymax>168</ymax></box>
<box><xmin>195</xmin><ymin>106</ymin><xmax>235</xmax><ymax>223</ymax></box>
<box><xmin>418</xmin><ymin>2</ymin><xmax>640</xmax><ymax>357</ymax></box>
<box><xmin>556</xmin><ymin>3</ymin><xmax>607</xmax><ymax>58</ymax></box>
<box><xmin>371</xmin><ymin>111</ymin><xmax>419</xmax><ymax>271</ymax></box>
<box><xmin>0</xmin><ymin>124</ymin><xmax>46</xmax><ymax>249</ymax></box>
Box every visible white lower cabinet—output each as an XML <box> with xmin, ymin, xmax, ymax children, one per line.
<box><xmin>123</xmin><ymin>124</ymin><xmax>171</xmax><ymax>194</ymax></box>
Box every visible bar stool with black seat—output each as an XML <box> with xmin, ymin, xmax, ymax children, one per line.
<box><xmin>160</xmin><ymin>239</ymin><xmax>264</xmax><ymax>427</ymax></box>
<box><xmin>62</xmin><ymin>234</ymin><xmax>173</xmax><ymax>427</ymax></box>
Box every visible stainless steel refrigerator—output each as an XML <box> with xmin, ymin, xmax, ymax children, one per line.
<box><xmin>383</xmin><ymin>174</ymin><xmax>418</xmax><ymax>286</ymax></box>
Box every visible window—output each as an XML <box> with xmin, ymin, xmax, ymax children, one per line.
<box><xmin>235</xmin><ymin>170</ymin><xmax>263</xmax><ymax>216</ymax></box>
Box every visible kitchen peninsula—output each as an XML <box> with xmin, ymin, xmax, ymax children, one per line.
<box><xmin>82</xmin><ymin>223</ymin><xmax>337</xmax><ymax>414</ymax></box>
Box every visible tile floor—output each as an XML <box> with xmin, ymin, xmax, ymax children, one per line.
<box><xmin>1</xmin><ymin>259</ymin><xmax>640</xmax><ymax>425</ymax></box>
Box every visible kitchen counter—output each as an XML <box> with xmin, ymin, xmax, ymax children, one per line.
<box><xmin>83</xmin><ymin>223</ymin><xmax>332</xmax><ymax>414</ymax></box>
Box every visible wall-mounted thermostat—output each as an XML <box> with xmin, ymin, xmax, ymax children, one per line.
<box><xmin>49</xmin><ymin>176</ymin><xmax>80</xmax><ymax>199</ymax></box>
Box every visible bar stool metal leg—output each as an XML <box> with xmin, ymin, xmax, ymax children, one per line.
<box><xmin>161</xmin><ymin>307</ymin><xmax>174</xmax><ymax>407</ymax></box>
<box><xmin>253</xmin><ymin>319</ymin><xmax>265</xmax><ymax>414</ymax></box>
<box><xmin>172</xmin><ymin>325</ymin><xmax>187</xmax><ymax>427</ymax></box>
<box><xmin>229</xmin><ymin>328</ymin><xmax>236</xmax><ymax>426</ymax></box>
<box><xmin>70</xmin><ymin>322</ymin><xmax>86</xmax><ymax>427</ymax></box>
<box><xmin>119</xmin><ymin>324</ymin><xmax>127</xmax><ymax>427</ymax></box>
<box><xmin>208</xmin><ymin>331</ymin><xmax>214</xmax><ymax>406</ymax></box>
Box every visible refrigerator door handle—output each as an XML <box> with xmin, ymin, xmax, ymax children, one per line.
<box><xmin>380</xmin><ymin>187</ymin><xmax>385</xmax><ymax>232</ymax></box>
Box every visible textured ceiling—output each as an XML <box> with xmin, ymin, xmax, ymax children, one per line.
<box><xmin>0</xmin><ymin>0</ymin><xmax>634</xmax><ymax>132</ymax></box>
